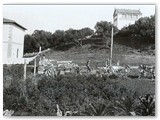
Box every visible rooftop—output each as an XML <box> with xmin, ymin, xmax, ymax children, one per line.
<box><xmin>113</xmin><ymin>8</ymin><xmax>142</xmax><ymax>16</ymax></box>
<box><xmin>3</xmin><ymin>18</ymin><xmax>27</xmax><ymax>30</ymax></box>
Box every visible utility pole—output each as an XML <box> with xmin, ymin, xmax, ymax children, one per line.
<box><xmin>110</xmin><ymin>26</ymin><xmax>114</xmax><ymax>66</ymax></box>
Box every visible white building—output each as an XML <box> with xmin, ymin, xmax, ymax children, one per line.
<box><xmin>3</xmin><ymin>18</ymin><xmax>27</xmax><ymax>64</ymax></box>
<box><xmin>113</xmin><ymin>8</ymin><xmax>142</xmax><ymax>29</ymax></box>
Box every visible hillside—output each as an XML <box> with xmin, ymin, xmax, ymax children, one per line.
<box><xmin>44</xmin><ymin>42</ymin><xmax>155</xmax><ymax>67</ymax></box>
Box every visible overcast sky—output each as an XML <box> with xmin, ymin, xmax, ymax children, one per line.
<box><xmin>3</xmin><ymin>5</ymin><xmax>155</xmax><ymax>34</ymax></box>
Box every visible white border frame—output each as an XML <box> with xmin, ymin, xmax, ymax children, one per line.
<box><xmin>0</xmin><ymin>0</ymin><xmax>159</xmax><ymax>120</ymax></box>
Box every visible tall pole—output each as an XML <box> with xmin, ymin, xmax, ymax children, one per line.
<box><xmin>110</xmin><ymin>27</ymin><xmax>114</xmax><ymax>66</ymax></box>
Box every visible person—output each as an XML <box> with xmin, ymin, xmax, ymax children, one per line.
<box><xmin>86</xmin><ymin>60</ymin><xmax>91</xmax><ymax>73</ymax></box>
<box><xmin>106</xmin><ymin>59</ymin><xmax>110</xmax><ymax>69</ymax></box>
<box><xmin>38</xmin><ymin>54</ymin><xmax>52</xmax><ymax>74</ymax></box>
<box><xmin>75</xmin><ymin>66</ymin><xmax>81</xmax><ymax>75</ymax></box>
<box><xmin>38</xmin><ymin>55</ymin><xmax>45</xmax><ymax>74</ymax></box>
<box><xmin>39</xmin><ymin>54</ymin><xmax>49</xmax><ymax>66</ymax></box>
<box><xmin>117</xmin><ymin>60</ymin><xmax>120</xmax><ymax>66</ymax></box>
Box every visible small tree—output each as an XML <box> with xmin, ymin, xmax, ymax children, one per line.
<box><xmin>95</xmin><ymin>21</ymin><xmax>119</xmax><ymax>36</ymax></box>
<box><xmin>95</xmin><ymin>21</ymin><xmax>119</xmax><ymax>47</ymax></box>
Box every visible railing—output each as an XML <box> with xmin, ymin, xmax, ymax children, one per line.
<box><xmin>23</xmin><ymin>47</ymin><xmax>51</xmax><ymax>80</ymax></box>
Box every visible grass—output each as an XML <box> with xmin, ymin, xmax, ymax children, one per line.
<box><xmin>45</xmin><ymin>44</ymin><xmax>155</xmax><ymax>67</ymax></box>
<box><xmin>118</xmin><ymin>78</ymin><xmax>155</xmax><ymax>95</ymax></box>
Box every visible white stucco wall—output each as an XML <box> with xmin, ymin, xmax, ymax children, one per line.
<box><xmin>113</xmin><ymin>13</ymin><xmax>142</xmax><ymax>30</ymax></box>
<box><xmin>3</xmin><ymin>24</ymin><xmax>12</xmax><ymax>59</ymax></box>
<box><xmin>3</xmin><ymin>23</ymin><xmax>25</xmax><ymax>64</ymax></box>
<box><xmin>11</xmin><ymin>24</ymin><xmax>25</xmax><ymax>58</ymax></box>
<box><xmin>117</xmin><ymin>19</ymin><xmax>136</xmax><ymax>29</ymax></box>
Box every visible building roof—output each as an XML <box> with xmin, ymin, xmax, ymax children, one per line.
<box><xmin>3</xmin><ymin>18</ymin><xmax>27</xmax><ymax>30</ymax></box>
<box><xmin>113</xmin><ymin>8</ymin><xmax>142</xmax><ymax>16</ymax></box>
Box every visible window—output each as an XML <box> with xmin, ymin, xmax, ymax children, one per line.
<box><xmin>121</xmin><ymin>14</ymin><xmax>127</xmax><ymax>18</ymax></box>
<box><xmin>16</xmin><ymin>49</ymin><xmax>19</xmax><ymax>58</ymax></box>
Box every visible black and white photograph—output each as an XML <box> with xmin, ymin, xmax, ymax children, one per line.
<box><xmin>3</xmin><ymin>4</ymin><xmax>155</xmax><ymax>116</ymax></box>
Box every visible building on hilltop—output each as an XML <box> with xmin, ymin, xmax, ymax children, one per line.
<box><xmin>113</xmin><ymin>8</ymin><xmax>142</xmax><ymax>29</ymax></box>
<box><xmin>3</xmin><ymin>18</ymin><xmax>27</xmax><ymax>64</ymax></box>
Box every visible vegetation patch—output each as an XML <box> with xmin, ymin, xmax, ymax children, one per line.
<box><xmin>3</xmin><ymin>73</ymin><xmax>155</xmax><ymax>116</ymax></box>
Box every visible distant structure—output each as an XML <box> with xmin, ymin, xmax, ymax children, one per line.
<box><xmin>113</xmin><ymin>8</ymin><xmax>142</xmax><ymax>29</ymax></box>
<box><xmin>3</xmin><ymin>18</ymin><xmax>27</xmax><ymax>64</ymax></box>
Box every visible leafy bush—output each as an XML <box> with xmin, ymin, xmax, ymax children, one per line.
<box><xmin>135</xmin><ymin>94</ymin><xmax>155</xmax><ymax>116</ymax></box>
<box><xmin>3</xmin><ymin>72</ymin><xmax>155</xmax><ymax>116</ymax></box>
<box><xmin>81</xmin><ymin>102</ymin><xmax>112</xmax><ymax>116</ymax></box>
<box><xmin>3</xmin><ymin>64</ymin><xmax>24</xmax><ymax>82</ymax></box>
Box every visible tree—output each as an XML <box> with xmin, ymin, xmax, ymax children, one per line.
<box><xmin>80</xmin><ymin>27</ymin><xmax>94</xmax><ymax>38</ymax></box>
<box><xmin>24</xmin><ymin>27</ymin><xmax>94</xmax><ymax>53</ymax></box>
<box><xmin>52</xmin><ymin>30</ymin><xmax>66</xmax><ymax>46</ymax></box>
<box><xmin>64</xmin><ymin>28</ymin><xmax>94</xmax><ymax>47</ymax></box>
<box><xmin>133</xmin><ymin>15</ymin><xmax>155</xmax><ymax>44</ymax></box>
<box><xmin>77</xmin><ymin>28</ymin><xmax>94</xmax><ymax>47</ymax></box>
<box><xmin>116</xmin><ymin>15</ymin><xmax>155</xmax><ymax>46</ymax></box>
<box><xmin>95</xmin><ymin>21</ymin><xmax>119</xmax><ymax>36</ymax></box>
<box><xmin>24</xmin><ymin>34</ymin><xmax>34</xmax><ymax>53</ymax></box>
<box><xmin>24</xmin><ymin>30</ymin><xmax>53</xmax><ymax>53</ymax></box>
<box><xmin>31</xmin><ymin>30</ymin><xmax>53</xmax><ymax>50</ymax></box>
<box><xmin>95</xmin><ymin>21</ymin><xmax>119</xmax><ymax>47</ymax></box>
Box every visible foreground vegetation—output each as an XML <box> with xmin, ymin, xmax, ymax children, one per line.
<box><xmin>3</xmin><ymin>65</ymin><xmax>155</xmax><ymax>116</ymax></box>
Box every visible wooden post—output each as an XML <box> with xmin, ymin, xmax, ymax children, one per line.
<box><xmin>24</xmin><ymin>59</ymin><xmax>27</xmax><ymax>81</ymax></box>
<box><xmin>110</xmin><ymin>27</ymin><xmax>114</xmax><ymax>66</ymax></box>
<box><xmin>34</xmin><ymin>57</ymin><xmax>36</xmax><ymax>76</ymax></box>
<box><xmin>39</xmin><ymin>46</ymin><xmax>42</xmax><ymax>62</ymax></box>
<box><xmin>39</xmin><ymin>46</ymin><xmax>41</xmax><ymax>53</ymax></box>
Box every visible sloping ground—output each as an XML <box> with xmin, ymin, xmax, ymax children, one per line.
<box><xmin>44</xmin><ymin>43</ymin><xmax>155</xmax><ymax>67</ymax></box>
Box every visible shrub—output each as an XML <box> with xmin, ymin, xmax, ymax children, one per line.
<box><xmin>3</xmin><ymin>73</ymin><xmax>155</xmax><ymax>116</ymax></box>
<box><xmin>135</xmin><ymin>94</ymin><xmax>155</xmax><ymax>116</ymax></box>
<box><xmin>3</xmin><ymin>64</ymin><xmax>24</xmax><ymax>82</ymax></box>
<box><xmin>81</xmin><ymin>102</ymin><xmax>112</xmax><ymax>116</ymax></box>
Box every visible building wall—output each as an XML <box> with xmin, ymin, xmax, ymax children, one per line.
<box><xmin>3</xmin><ymin>24</ymin><xmax>12</xmax><ymax>59</ymax></box>
<box><xmin>113</xmin><ymin>13</ymin><xmax>142</xmax><ymax>29</ymax></box>
<box><xmin>3</xmin><ymin>23</ymin><xmax>25</xmax><ymax>64</ymax></box>
<box><xmin>12</xmin><ymin>24</ymin><xmax>25</xmax><ymax>58</ymax></box>
<box><xmin>117</xmin><ymin>18</ymin><xmax>136</xmax><ymax>29</ymax></box>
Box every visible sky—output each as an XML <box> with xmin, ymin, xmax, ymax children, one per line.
<box><xmin>3</xmin><ymin>5</ymin><xmax>155</xmax><ymax>34</ymax></box>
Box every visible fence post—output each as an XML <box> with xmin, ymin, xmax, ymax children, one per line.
<box><xmin>34</xmin><ymin>57</ymin><xmax>36</xmax><ymax>76</ymax></box>
<box><xmin>39</xmin><ymin>46</ymin><xmax>42</xmax><ymax>62</ymax></box>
